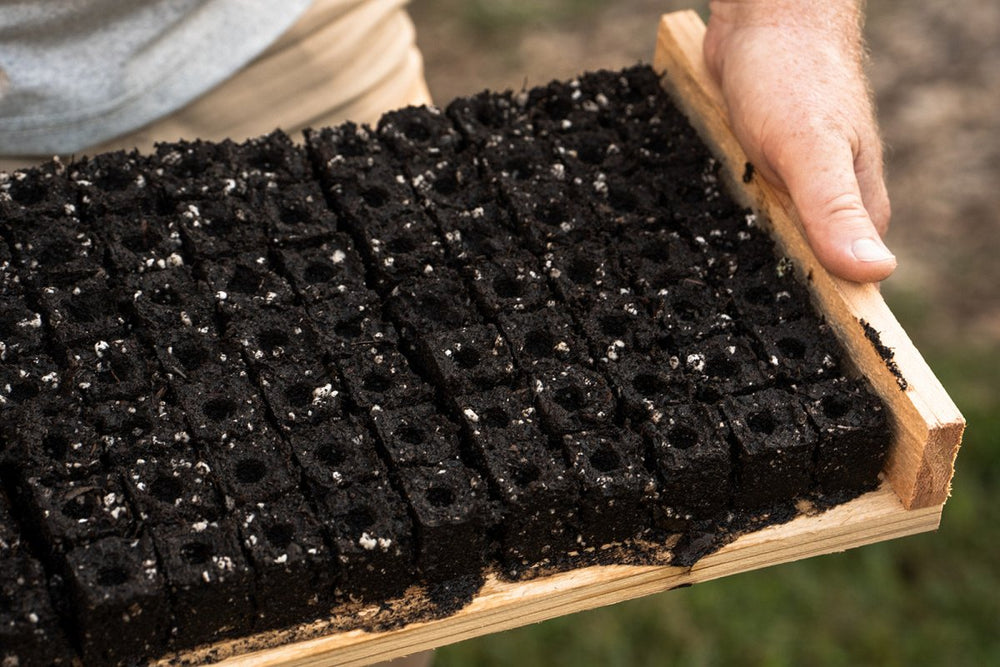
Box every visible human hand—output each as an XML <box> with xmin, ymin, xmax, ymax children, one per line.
<box><xmin>704</xmin><ymin>0</ymin><xmax>895</xmax><ymax>283</ymax></box>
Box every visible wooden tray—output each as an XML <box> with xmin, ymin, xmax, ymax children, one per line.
<box><xmin>171</xmin><ymin>11</ymin><xmax>964</xmax><ymax>666</ymax></box>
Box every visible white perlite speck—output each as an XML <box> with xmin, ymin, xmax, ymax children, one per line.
<box><xmin>686</xmin><ymin>353</ymin><xmax>706</xmax><ymax>372</ymax></box>
<box><xmin>359</xmin><ymin>532</ymin><xmax>377</xmax><ymax>550</ymax></box>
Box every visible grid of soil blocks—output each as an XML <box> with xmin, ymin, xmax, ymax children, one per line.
<box><xmin>0</xmin><ymin>65</ymin><xmax>891</xmax><ymax>665</ymax></box>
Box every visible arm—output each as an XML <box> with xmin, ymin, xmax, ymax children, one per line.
<box><xmin>704</xmin><ymin>0</ymin><xmax>895</xmax><ymax>282</ymax></box>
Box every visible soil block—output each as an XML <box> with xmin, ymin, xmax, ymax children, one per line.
<box><xmin>153</xmin><ymin>519</ymin><xmax>256</xmax><ymax>649</ymax></box>
<box><xmin>0</xmin><ymin>554</ymin><xmax>75</xmax><ymax>666</ymax></box>
<box><xmin>722</xmin><ymin>388</ymin><xmax>818</xmax><ymax>509</ymax></box>
<box><xmin>414</xmin><ymin>323</ymin><xmax>517</xmax><ymax>395</ymax></box>
<box><xmin>237</xmin><ymin>493</ymin><xmax>338</xmax><ymax>631</ymax></box>
<box><xmin>531</xmin><ymin>361</ymin><xmax>617</xmax><ymax>435</ymax></box>
<box><xmin>370</xmin><ymin>403</ymin><xmax>464</xmax><ymax>468</ymax></box>
<box><xmin>64</xmin><ymin>535</ymin><xmax>169</xmax><ymax>665</ymax></box>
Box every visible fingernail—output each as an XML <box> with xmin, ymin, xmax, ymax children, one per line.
<box><xmin>852</xmin><ymin>238</ymin><xmax>895</xmax><ymax>263</ymax></box>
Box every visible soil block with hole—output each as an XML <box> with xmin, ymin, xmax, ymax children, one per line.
<box><xmin>292</xmin><ymin>418</ymin><xmax>389</xmax><ymax>494</ymax></box>
<box><xmin>259</xmin><ymin>180</ymin><xmax>339</xmax><ymax>248</ymax></box>
<box><xmin>497</xmin><ymin>308</ymin><xmax>591</xmax><ymax>368</ymax></box>
<box><xmin>256</xmin><ymin>361</ymin><xmax>345</xmax><ymax>431</ymax></box>
<box><xmin>617</xmin><ymin>230</ymin><xmax>708</xmax><ymax>296</ymax></box>
<box><xmin>96</xmin><ymin>398</ymin><xmax>193</xmax><ymax>467</ymax></box>
<box><xmin>803</xmin><ymin>378</ymin><xmax>891</xmax><ymax>496</ymax></box>
<box><xmin>227</xmin><ymin>304</ymin><xmax>323</xmax><ymax>370</ymax></box>
<box><xmin>414</xmin><ymin>323</ymin><xmax>517</xmax><ymax>395</ymax></box>
<box><xmin>578</xmin><ymin>293</ymin><xmax>659</xmax><ymax>365</ymax></box>
<box><xmin>126</xmin><ymin>265</ymin><xmax>217</xmax><ymax>336</ymax></box>
<box><xmin>455</xmin><ymin>388</ymin><xmax>579</xmax><ymax>568</ymax></box>
<box><xmin>37</xmin><ymin>274</ymin><xmax>132</xmax><ymax>348</ymax></box>
<box><xmin>385</xmin><ymin>268</ymin><xmax>481</xmax><ymax>338</ymax></box>
<box><xmin>370</xmin><ymin>403</ymin><xmax>463</xmax><ymax>468</ymax></box>
<box><xmin>542</xmin><ymin>241</ymin><xmax>632</xmax><ymax>311</ymax></box>
<box><xmin>14</xmin><ymin>414</ymin><xmax>104</xmax><ymax>481</ymax></box>
<box><xmin>676</xmin><ymin>333</ymin><xmax>769</xmax><ymax>404</ymax></box>
<box><xmin>153</xmin><ymin>519</ymin><xmax>256</xmax><ymax>649</ymax></box>
<box><xmin>173</xmin><ymin>363</ymin><xmax>268</xmax><ymax>445</ymax></box>
<box><xmin>652</xmin><ymin>280</ymin><xmax>737</xmax><ymax>345</ymax></box>
<box><xmin>199</xmin><ymin>253</ymin><xmax>298</xmax><ymax>316</ymax></box>
<box><xmin>562</xmin><ymin>429</ymin><xmax>658</xmax><ymax>546</ymax></box>
<box><xmin>727</xmin><ymin>268</ymin><xmax>813</xmax><ymax>326</ymax></box>
<box><xmin>336</xmin><ymin>342</ymin><xmax>434</xmax><ymax>411</ymax></box>
<box><xmin>237</xmin><ymin>493</ymin><xmax>338</xmax><ymax>631</ymax></box>
<box><xmin>642</xmin><ymin>404</ymin><xmax>731</xmax><ymax>522</ymax></box>
<box><xmin>397</xmin><ymin>460</ymin><xmax>489</xmax><ymax>582</ymax></box>
<box><xmin>431</xmin><ymin>183</ymin><xmax>522</xmax><ymax>262</ymax></box>
<box><xmin>63</xmin><ymin>535</ymin><xmax>169</xmax><ymax>665</ymax></box>
<box><xmin>532</xmin><ymin>361</ymin><xmax>617</xmax><ymax>435</ymax></box>
<box><xmin>18</xmin><ymin>471</ymin><xmax>135</xmax><ymax>552</ymax></box>
<box><xmin>465</xmin><ymin>250</ymin><xmax>553</xmax><ymax>317</ymax></box>
<box><xmin>207</xmin><ymin>432</ymin><xmax>299</xmax><ymax>506</ymax></box>
<box><xmin>66</xmin><ymin>336</ymin><xmax>153</xmax><ymax>404</ymax></box>
<box><xmin>722</xmin><ymin>389</ymin><xmax>818</xmax><ymax>509</ymax></box>
<box><xmin>101</xmin><ymin>213</ymin><xmax>186</xmax><ymax>275</ymax></box>
<box><xmin>273</xmin><ymin>235</ymin><xmax>368</xmax><ymax>304</ymax></box>
<box><xmin>750</xmin><ymin>318</ymin><xmax>844</xmax><ymax>384</ymax></box>
<box><xmin>0</xmin><ymin>298</ymin><xmax>46</xmax><ymax>363</ymax></box>
<box><xmin>319</xmin><ymin>481</ymin><xmax>415</xmax><ymax>602</ymax></box>
<box><xmin>607</xmin><ymin>354</ymin><xmax>691</xmax><ymax>424</ymax></box>
<box><xmin>0</xmin><ymin>553</ymin><xmax>75</xmax><ymax>665</ymax></box>
<box><xmin>72</xmin><ymin>151</ymin><xmax>162</xmax><ymax>217</ymax></box>
<box><xmin>122</xmin><ymin>447</ymin><xmax>223</xmax><ymax>526</ymax></box>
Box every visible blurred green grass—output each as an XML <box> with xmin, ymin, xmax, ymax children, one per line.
<box><xmin>436</xmin><ymin>296</ymin><xmax>999</xmax><ymax>666</ymax></box>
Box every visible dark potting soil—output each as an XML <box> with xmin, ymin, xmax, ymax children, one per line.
<box><xmin>0</xmin><ymin>64</ymin><xmax>892</xmax><ymax>666</ymax></box>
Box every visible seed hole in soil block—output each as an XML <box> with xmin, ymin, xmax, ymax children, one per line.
<box><xmin>9</xmin><ymin>178</ymin><xmax>46</xmax><ymax>205</ymax></box>
<box><xmin>96</xmin><ymin>566</ymin><xmax>129</xmax><ymax>587</ymax></box>
<box><xmin>265</xmin><ymin>524</ymin><xmax>294</xmax><ymax>550</ymax></box>
<box><xmin>404</xmin><ymin>120</ymin><xmax>431</xmax><ymax>142</ymax></box>
<box><xmin>748</xmin><ymin>410</ymin><xmax>777</xmax><ymax>436</ymax></box>
<box><xmin>386</xmin><ymin>237</ymin><xmax>417</xmax><ymax>254</ymax></box>
<box><xmin>363</xmin><ymin>371</ymin><xmax>392</xmax><ymax>393</ymax></box>
<box><xmin>316</xmin><ymin>442</ymin><xmax>346</xmax><ymax>467</ymax></box>
<box><xmin>122</xmin><ymin>228</ymin><xmax>163</xmax><ymax>253</ymax></box>
<box><xmin>346</xmin><ymin>507</ymin><xmax>374</xmax><ymax>533</ymax></box>
<box><xmin>426</xmin><ymin>485</ymin><xmax>456</xmax><ymax>508</ymax></box>
<box><xmin>524</xmin><ymin>329</ymin><xmax>555</xmax><ymax>358</ymax></box>
<box><xmin>61</xmin><ymin>495</ymin><xmax>96</xmax><ymax>521</ymax></box>
<box><xmin>578</xmin><ymin>139</ymin><xmax>607</xmax><ymax>165</ymax></box>
<box><xmin>537</xmin><ymin>202</ymin><xmax>565</xmax><ymax>227</ymax></box>
<box><xmin>513</xmin><ymin>463</ymin><xmax>541</xmax><ymax>486</ymax></box>
<box><xmin>745</xmin><ymin>285</ymin><xmax>773</xmax><ymax>306</ymax></box>
<box><xmin>481</xmin><ymin>407</ymin><xmax>510</xmax><ymax>429</ymax></box>
<box><xmin>453</xmin><ymin>347</ymin><xmax>481</xmax><ymax>369</ymax></box>
<box><xmin>150</xmin><ymin>475</ymin><xmax>184</xmax><ymax>504</ymax></box>
<box><xmin>567</xmin><ymin>257</ymin><xmax>598</xmax><ymax>285</ymax></box>
<box><xmin>235</xmin><ymin>458</ymin><xmax>267</xmax><ymax>485</ymax></box>
<box><xmin>284</xmin><ymin>382</ymin><xmax>313</xmax><ymax>408</ymax></box>
<box><xmin>589</xmin><ymin>443</ymin><xmax>621</xmax><ymax>473</ymax></box>
<box><xmin>180</xmin><ymin>541</ymin><xmax>212</xmax><ymax>565</ymax></box>
<box><xmin>67</xmin><ymin>292</ymin><xmax>107</xmax><ymax>324</ymax></box>
<box><xmin>279</xmin><ymin>205</ymin><xmax>305</xmax><ymax>226</ymax></box>
<box><xmin>150</xmin><ymin>286</ymin><xmax>182</xmax><ymax>307</ymax></box>
<box><xmin>397</xmin><ymin>426</ymin><xmax>425</xmax><ymax>446</ymax></box>
<box><xmin>9</xmin><ymin>381</ymin><xmax>40</xmax><ymax>402</ymax></box>
<box><xmin>203</xmin><ymin>397</ymin><xmax>239</xmax><ymax>421</ymax></box>
<box><xmin>599</xmin><ymin>314</ymin><xmax>629</xmax><ymax>338</ymax></box>
<box><xmin>668</xmin><ymin>425</ymin><xmax>700</xmax><ymax>450</ymax></box>
<box><xmin>608</xmin><ymin>185</ymin><xmax>638</xmax><ymax>212</ymax></box>
<box><xmin>362</xmin><ymin>187</ymin><xmax>389</xmax><ymax>208</ymax></box>
<box><xmin>175</xmin><ymin>342</ymin><xmax>210</xmax><ymax>372</ymax></box>
<box><xmin>227</xmin><ymin>265</ymin><xmax>263</xmax><ymax>295</ymax></box>
<box><xmin>674</xmin><ymin>300</ymin><xmax>699</xmax><ymax>321</ymax></box>
<box><xmin>43</xmin><ymin>433</ymin><xmax>70</xmax><ymax>460</ymax></box>
<box><xmin>704</xmin><ymin>354</ymin><xmax>737</xmax><ymax>378</ymax></box>
<box><xmin>304</xmin><ymin>262</ymin><xmax>337</xmax><ymax>284</ymax></box>
<box><xmin>554</xmin><ymin>385</ymin><xmax>586</xmax><ymax>411</ymax></box>
<box><xmin>258</xmin><ymin>328</ymin><xmax>289</xmax><ymax>354</ymax></box>
<box><xmin>334</xmin><ymin>317</ymin><xmax>364</xmax><ymax>340</ymax></box>
<box><xmin>777</xmin><ymin>337</ymin><xmax>806</xmax><ymax>360</ymax></box>
<box><xmin>492</xmin><ymin>275</ymin><xmax>523</xmax><ymax>299</ymax></box>
<box><xmin>504</xmin><ymin>157</ymin><xmax>534</xmax><ymax>181</ymax></box>
<box><xmin>433</xmin><ymin>170</ymin><xmax>459</xmax><ymax>196</ymax></box>
<box><xmin>38</xmin><ymin>239</ymin><xmax>79</xmax><ymax>265</ymax></box>
<box><xmin>633</xmin><ymin>373</ymin><xmax>668</xmax><ymax>398</ymax></box>
<box><xmin>822</xmin><ymin>395</ymin><xmax>851</xmax><ymax>420</ymax></box>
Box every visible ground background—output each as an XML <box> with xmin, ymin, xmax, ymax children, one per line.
<box><xmin>408</xmin><ymin>1</ymin><xmax>1000</xmax><ymax>664</ymax></box>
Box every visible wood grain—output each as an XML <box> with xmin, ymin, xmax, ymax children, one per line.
<box><xmin>172</xmin><ymin>12</ymin><xmax>963</xmax><ymax>665</ymax></box>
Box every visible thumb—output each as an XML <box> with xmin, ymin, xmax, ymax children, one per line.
<box><xmin>776</xmin><ymin>137</ymin><xmax>897</xmax><ymax>283</ymax></box>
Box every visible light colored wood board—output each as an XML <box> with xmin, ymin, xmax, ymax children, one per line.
<box><xmin>202</xmin><ymin>486</ymin><xmax>939</xmax><ymax>666</ymax></box>
<box><xmin>653</xmin><ymin>11</ymin><xmax>964</xmax><ymax>509</ymax></box>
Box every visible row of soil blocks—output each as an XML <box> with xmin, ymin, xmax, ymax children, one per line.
<box><xmin>0</xmin><ymin>65</ymin><xmax>890</xmax><ymax>666</ymax></box>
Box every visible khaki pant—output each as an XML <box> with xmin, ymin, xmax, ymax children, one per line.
<box><xmin>0</xmin><ymin>0</ymin><xmax>431</xmax><ymax>172</ymax></box>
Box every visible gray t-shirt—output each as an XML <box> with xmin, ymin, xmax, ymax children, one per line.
<box><xmin>0</xmin><ymin>0</ymin><xmax>311</xmax><ymax>156</ymax></box>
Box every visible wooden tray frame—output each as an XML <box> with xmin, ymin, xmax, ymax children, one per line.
<box><xmin>171</xmin><ymin>11</ymin><xmax>964</xmax><ymax>666</ymax></box>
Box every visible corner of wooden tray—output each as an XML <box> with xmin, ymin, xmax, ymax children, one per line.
<box><xmin>652</xmin><ymin>11</ymin><xmax>964</xmax><ymax>511</ymax></box>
